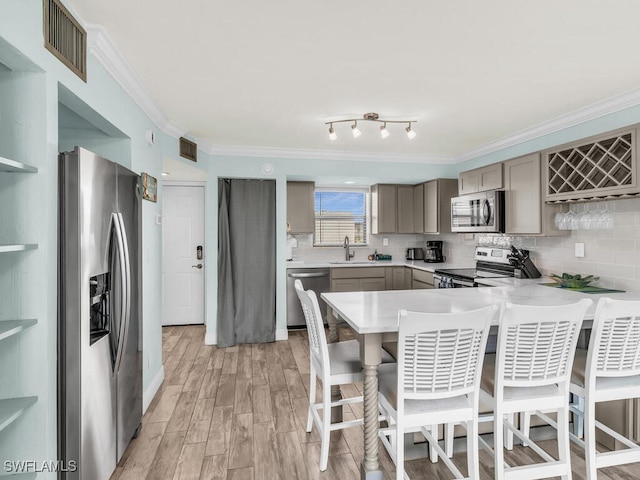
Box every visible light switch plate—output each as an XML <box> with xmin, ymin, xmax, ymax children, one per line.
<box><xmin>575</xmin><ymin>243</ymin><xmax>585</xmax><ymax>257</ymax></box>
<box><xmin>383</xmin><ymin>238</ymin><xmax>389</xmax><ymax>246</ymax></box>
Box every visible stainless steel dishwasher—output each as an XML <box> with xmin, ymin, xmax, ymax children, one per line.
<box><xmin>287</xmin><ymin>268</ymin><xmax>330</xmax><ymax>328</ymax></box>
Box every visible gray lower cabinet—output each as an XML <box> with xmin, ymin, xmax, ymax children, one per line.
<box><xmin>387</xmin><ymin>267</ymin><xmax>410</xmax><ymax>290</ymax></box>
<box><xmin>411</xmin><ymin>269</ymin><xmax>434</xmax><ymax>289</ymax></box>
<box><xmin>331</xmin><ymin>267</ymin><xmax>387</xmax><ymax>292</ymax></box>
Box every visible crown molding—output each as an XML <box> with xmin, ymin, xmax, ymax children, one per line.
<box><xmin>455</xmin><ymin>87</ymin><xmax>640</xmax><ymax>163</ymax></box>
<box><xmin>84</xmin><ymin>21</ymin><xmax>640</xmax><ymax>165</ymax></box>
<box><xmin>197</xmin><ymin>140</ymin><xmax>451</xmax><ymax>164</ymax></box>
<box><xmin>85</xmin><ymin>24</ymin><xmax>186</xmax><ymax>139</ymax></box>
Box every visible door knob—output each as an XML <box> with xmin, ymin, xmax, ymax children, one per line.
<box><xmin>192</xmin><ymin>264</ymin><xmax>203</xmax><ymax>269</ymax></box>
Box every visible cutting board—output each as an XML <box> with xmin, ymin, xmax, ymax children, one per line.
<box><xmin>541</xmin><ymin>283</ymin><xmax>625</xmax><ymax>294</ymax></box>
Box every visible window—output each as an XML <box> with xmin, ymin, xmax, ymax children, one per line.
<box><xmin>314</xmin><ymin>188</ymin><xmax>368</xmax><ymax>246</ymax></box>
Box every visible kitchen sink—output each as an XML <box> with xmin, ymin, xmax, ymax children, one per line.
<box><xmin>329</xmin><ymin>261</ymin><xmax>378</xmax><ymax>265</ymax></box>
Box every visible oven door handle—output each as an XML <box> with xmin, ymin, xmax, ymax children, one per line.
<box><xmin>452</xmin><ymin>278</ymin><xmax>476</xmax><ymax>288</ymax></box>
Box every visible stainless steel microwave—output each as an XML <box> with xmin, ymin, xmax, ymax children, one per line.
<box><xmin>450</xmin><ymin>190</ymin><xmax>505</xmax><ymax>233</ymax></box>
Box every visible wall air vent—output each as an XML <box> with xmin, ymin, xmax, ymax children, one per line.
<box><xmin>179</xmin><ymin>137</ymin><xmax>197</xmax><ymax>162</ymax></box>
<box><xmin>44</xmin><ymin>0</ymin><xmax>87</xmax><ymax>82</ymax></box>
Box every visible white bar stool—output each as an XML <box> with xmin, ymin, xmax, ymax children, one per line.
<box><xmin>377</xmin><ymin>305</ymin><xmax>497</xmax><ymax>480</ymax></box>
<box><xmin>568</xmin><ymin>298</ymin><xmax>640</xmax><ymax>479</ymax></box>
<box><xmin>294</xmin><ymin>279</ymin><xmax>394</xmax><ymax>471</ymax></box>
<box><xmin>478</xmin><ymin>299</ymin><xmax>591</xmax><ymax>480</ymax></box>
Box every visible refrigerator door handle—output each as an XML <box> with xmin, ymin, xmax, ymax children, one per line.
<box><xmin>112</xmin><ymin>212</ymin><xmax>131</xmax><ymax>374</ymax></box>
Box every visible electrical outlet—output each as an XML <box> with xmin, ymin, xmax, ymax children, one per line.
<box><xmin>383</xmin><ymin>238</ymin><xmax>389</xmax><ymax>247</ymax></box>
<box><xmin>575</xmin><ymin>243</ymin><xmax>585</xmax><ymax>258</ymax></box>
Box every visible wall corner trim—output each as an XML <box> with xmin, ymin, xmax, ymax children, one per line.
<box><xmin>204</xmin><ymin>332</ymin><xmax>217</xmax><ymax>346</ymax></box>
<box><xmin>142</xmin><ymin>366</ymin><xmax>165</xmax><ymax>414</ymax></box>
<box><xmin>275</xmin><ymin>329</ymin><xmax>288</xmax><ymax>341</ymax></box>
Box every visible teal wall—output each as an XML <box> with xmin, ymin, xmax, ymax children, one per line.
<box><xmin>3</xmin><ymin>0</ymin><xmax>640</xmax><ymax>473</ymax></box>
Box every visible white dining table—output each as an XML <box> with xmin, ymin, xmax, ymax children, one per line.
<box><xmin>321</xmin><ymin>283</ymin><xmax>639</xmax><ymax>480</ymax></box>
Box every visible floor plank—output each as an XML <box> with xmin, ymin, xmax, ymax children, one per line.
<box><xmin>109</xmin><ymin>327</ymin><xmax>640</xmax><ymax>480</ymax></box>
<box><xmin>228</xmin><ymin>413</ymin><xmax>254</xmax><ymax>470</ymax></box>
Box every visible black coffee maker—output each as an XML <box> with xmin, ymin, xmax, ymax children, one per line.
<box><xmin>424</xmin><ymin>240</ymin><xmax>444</xmax><ymax>263</ymax></box>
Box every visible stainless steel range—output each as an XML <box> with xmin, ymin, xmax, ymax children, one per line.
<box><xmin>433</xmin><ymin>246</ymin><xmax>515</xmax><ymax>288</ymax></box>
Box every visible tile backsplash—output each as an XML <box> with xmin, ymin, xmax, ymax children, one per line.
<box><xmin>510</xmin><ymin>198</ymin><xmax>640</xmax><ymax>292</ymax></box>
<box><xmin>289</xmin><ymin>231</ymin><xmax>477</xmax><ymax>265</ymax></box>
<box><xmin>289</xmin><ymin>197</ymin><xmax>640</xmax><ymax>293</ymax></box>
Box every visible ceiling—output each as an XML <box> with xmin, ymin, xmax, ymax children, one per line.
<box><xmin>67</xmin><ymin>0</ymin><xmax>640</xmax><ymax>159</ymax></box>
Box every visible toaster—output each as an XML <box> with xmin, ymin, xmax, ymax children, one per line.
<box><xmin>406</xmin><ymin>248</ymin><xmax>425</xmax><ymax>260</ymax></box>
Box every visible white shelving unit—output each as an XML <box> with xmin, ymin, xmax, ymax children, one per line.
<box><xmin>0</xmin><ymin>397</ymin><xmax>38</xmax><ymax>433</ymax></box>
<box><xmin>0</xmin><ymin>473</ymin><xmax>37</xmax><ymax>479</ymax></box>
<box><xmin>0</xmin><ymin>244</ymin><xmax>38</xmax><ymax>253</ymax></box>
<box><xmin>0</xmin><ymin>319</ymin><xmax>37</xmax><ymax>342</ymax></box>
<box><xmin>0</xmin><ymin>152</ymin><xmax>39</xmax><ymax>464</ymax></box>
<box><xmin>0</xmin><ymin>156</ymin><xmax>38</xmax><ymax>174</ymax></box>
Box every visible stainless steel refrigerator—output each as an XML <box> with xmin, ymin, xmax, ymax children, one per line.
<box><xmin>58</xmin><ymin>147</ymin><xmax>142</xmax><ymax>480</ymax></box>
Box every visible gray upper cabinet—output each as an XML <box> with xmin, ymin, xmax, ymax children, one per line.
<box><xmin>412</xmin><ymin>184</ymin><xmax>424</xmax><ymax>233</ymax></box>
<box><xmin>458</xmin><ymin>163</ymin><xmax>503</xmax><ymax>194</ymax></box>
<box><xmin>371</xmin><ymin>184</ymin><xmax>397</xmax><ymax>234</ymax></box>
<box><xmin>397</xmin><ymin>185</ymin><xmax>414</xmax><ymax>234</ymax></box>
<box><xmin>287</xmin><ymin>181</ymin><xmax>315</xmax><ymax>234</ymax></box>
<box><xmin>504</xmin><ymin>153</ymin><xmax>566</xmax><ymax>236</ymax></box>
<box><xmin>423</xmin><ymin>179</ymin><xmax>458</xmax><ymax>234</ymax></box>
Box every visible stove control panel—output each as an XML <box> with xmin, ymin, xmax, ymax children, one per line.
<box><xmin>474</xmin><ymin>246</ymin><xmax>512</xmax><ymax>264</ymax></box>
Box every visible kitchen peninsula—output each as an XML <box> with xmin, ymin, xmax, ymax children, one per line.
<box><xmin>322</xmin><ymin>283</ymin><xmax>640</xmax><ymax>479</ymax></box>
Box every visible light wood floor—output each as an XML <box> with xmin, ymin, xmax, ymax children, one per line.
<box><xmin>110</xmin><ymin>325</ymin><xmax>640</xmax><ymax>480</ymax></box>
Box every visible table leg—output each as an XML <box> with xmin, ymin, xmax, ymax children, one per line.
<box><xmin>361</xmin><ymin>333</ymin><xmax>383</xmax><ymax>480</ymax></box>
<box><xmin>327</xmin><ymin>308</ymin><xmax>343</xmax><ymax>424</ymax></box>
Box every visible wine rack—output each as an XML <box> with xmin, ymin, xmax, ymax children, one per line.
<box><xmin>544</xmin><ymin>129</ymin><xmax>638</xmax><ymax>202</ymax></box>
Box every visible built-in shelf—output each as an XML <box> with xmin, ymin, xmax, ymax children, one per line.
<box><xmin>0</xmin><ymin>244</ymin><xmax>38</xmax><ymax>253</ymax></box>
<box><xmin>0</xmin><ymin>397</ymin><xmax>37</xmax><ymax>433</ymax></box>
<box><xmin>0</xmin><ymin>156</ymin><xmax>37</xmax><ymax>173</ymax></box>
<box><xmin>0</xmin><ymin>473</ymin><xmax>37</xmax><ymax>479</ymax></box>
<box><xmin>0</xmin><ymin>319</ymin><xmax>37</xmax><ymax>342</ymax></box>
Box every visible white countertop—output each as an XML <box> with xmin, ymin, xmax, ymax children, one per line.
<box><xmin>286</xmin><ymin>259</ymin><xmax>473</xmax><ymax>273</ymax></box>
<box><xmin>321</xmin><ymin>284</ymin><xmax>640</xmax><ymax>335</ymax></box>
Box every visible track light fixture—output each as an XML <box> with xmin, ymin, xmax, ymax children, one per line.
<box><xmin>325</xmin><ymin>112</ymin><xmax>417</xmax><ymax>140</ymax></box>
<box><xmin>405</xmin><ymin>122</ymin><xmax>416</xmax><ymax>139</ymax></box>
<box><xmin>328</xmin><ymin>123</ymin><xmax>337</xmax><ymax>141</ymax></box>
<box><xmin>380</xmin><ymin>123</ymin><xmax>390</xmax><ymax>139</ymax></box>
<box><xmin>351</xmin><ymin>121</ymin><xmax>362</xmax><ymax>138</ymax></box>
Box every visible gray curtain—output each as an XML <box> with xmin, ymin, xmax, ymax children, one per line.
<box><xmin>217</xmin><ymin>178</ymin><xmax>276</xmax><ymax>347</ymax></box>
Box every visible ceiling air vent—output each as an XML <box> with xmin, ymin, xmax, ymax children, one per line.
<box><xmin>180</xmin><ymin>137</ymin><xmax>197</xmax><ymax>162</ymax></box>
<box><xmin>43</xmin><ymin>0</ymin><xmax>87</xmax><ymax>82</ymax></box>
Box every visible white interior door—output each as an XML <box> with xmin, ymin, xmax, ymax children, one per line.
<box><xmin>162</xmin><ymin>185</ymin><xmax>205</xmax><ymax>325</ymax></box>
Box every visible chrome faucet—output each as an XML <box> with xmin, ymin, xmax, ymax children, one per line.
<box><xmin>343</xmin><ymin>236</ymin><xmax>355</xmax><ymax>261</ymax></box>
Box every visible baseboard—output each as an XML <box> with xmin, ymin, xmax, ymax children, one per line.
<box><xmin>142</xmin><ymin>366</ymin><xmax>164</xmax><ymax>414</ymax></box>
<box><xmin>204</xmin><ymin>330</ymin><xmax>287</xmax><ymax>344</ymax></box>
<box><xmin>205</xmin><ymin>332</ymin><xmax>217</xmax><ymax>345</ymax></box>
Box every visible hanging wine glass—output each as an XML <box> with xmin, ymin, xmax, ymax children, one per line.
<box><xmin>554</xmin><ymin>211</ymin><xmax>564</xmax><ymax>229</ymax></box>
<box><xmin>570</xmin><ymin>204</ymin><xmax>581</xmax><ymax>230</ymax></box>
<box><xmin>580</xmin><ymin>203</ymin><xmax>594</xmax><ymax>230</ymax></box>
<box><xmin>562</xmin><ymin>204</ymin><xmax>575</xmax><ymax>230</ymax></box>
<box><xmin>597</xmin><ymin>202</ymin><xmax>613</xmax><ymax>230</ymax></box>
